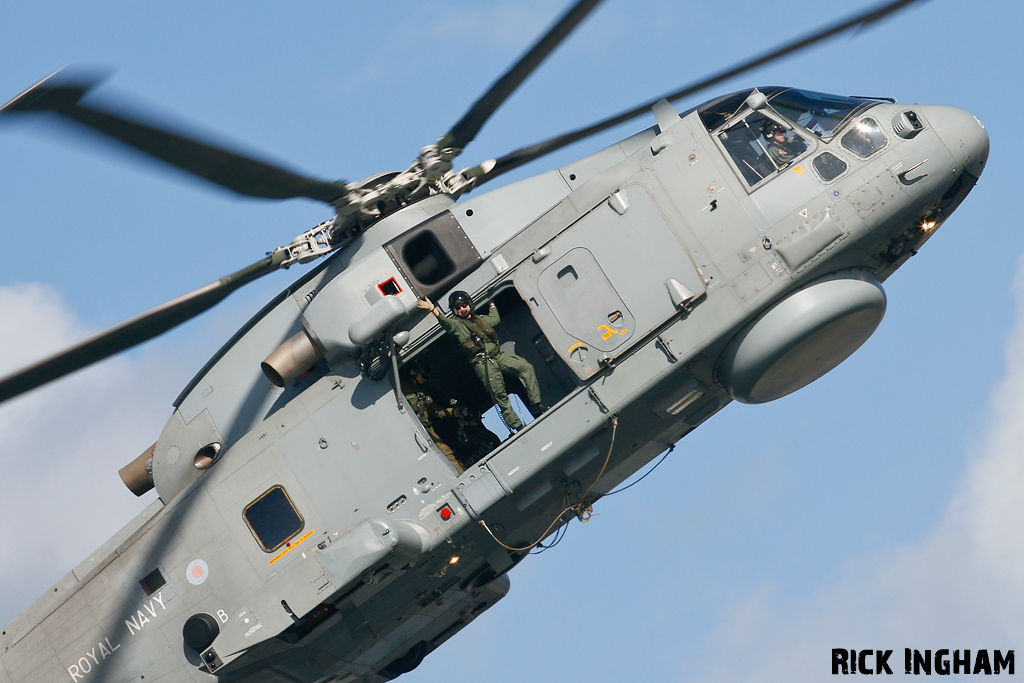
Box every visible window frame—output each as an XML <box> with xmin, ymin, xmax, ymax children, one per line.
<box><xmin>811</xmin><ymin>151</ymin><xmax>850</xmax><ymax>183</ymax></box>
<box><xmin>242</xmin><ymin>485</ymin><xmax>306</xmax><ymax>553</ymax></box>
<box><xmin>713</xmin><ymin>111</ymin><xmax>815</xmax><ymax>191</ymax></box>
<box><xmin>840</xmin><ymin>116</ymin><xmax>889</xmax><ymax>158</ymax></box>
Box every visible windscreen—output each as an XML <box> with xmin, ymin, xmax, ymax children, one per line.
<box><xmin>767</xmin><ymin>89</ymin><xmax>879</xmax><ymax>139</ymax></box>
<box><xmin>698</xmin><ymin>87</ymin><xmax>882</xmax><ymax>139</ymax></box>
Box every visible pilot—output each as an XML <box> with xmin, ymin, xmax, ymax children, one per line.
<box><xmin>400</xmin><ymin>363</ymin><xmax>464</xmax><ymax>473</ymax></box>
<box><xmin>417</xmin><ymin>291</ymin><xmax>546</xmax><ymax>431</ymax></box>
<box><xmin>764</xmin><ymin>121</ymin><xmax>806</xmax><ymax>166</ymax></box>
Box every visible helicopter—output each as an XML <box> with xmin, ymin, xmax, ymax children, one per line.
<box><xmin>0</xmin><ymin>0</ymin><xmax>995</xmax><ymax>679</ymax></box>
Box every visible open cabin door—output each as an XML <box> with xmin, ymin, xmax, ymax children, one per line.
<box><xmin>514</xmin><ymin>184</ymin><xmax>705</xmax><ymax>379</ymax></box>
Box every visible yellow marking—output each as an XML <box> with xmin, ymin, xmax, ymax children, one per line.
<box><xmin>597</xmin><ymin>324</ymin><xmax>629</xmax><ymax>340</ymax></box>
<box><xmin>793</xmin><ymin>164</ymin><xmax>806</xmax><ymax>175</ymax></box>
<box><xmin>269</xmin><ymin>528</ymin><xmax>316</xmax><ymax>565</ymax></box>
<box><xmin>566</xmin><ymin>342</ymin><xmax>585</xmax><ymax>356</ymax></box>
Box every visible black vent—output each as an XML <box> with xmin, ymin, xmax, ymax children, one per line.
<box><xmin>385</xmin><ymin>211</ymin><xmax>482</xmax><ymax>300</ymax></box>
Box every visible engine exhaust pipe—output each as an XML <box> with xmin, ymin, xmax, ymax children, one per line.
<box><xmin>261</xmin><ymin>329</ymin><xmax>323</xmax><ymax>387</ymax></box>
<box><xmin>119</xmin><ymin>443</ymin><xmax>155</xmax><ymax>496</ymax></box>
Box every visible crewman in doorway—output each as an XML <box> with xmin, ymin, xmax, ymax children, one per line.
<box><xmin>417</xmin><ymin>291</ymin><xmax>545</xmax><ymax>431</ymax></box>
<box><xmin>400</xmin><ymin>363</ymin><xmax>463</xmax><ymax>473</ymax></box>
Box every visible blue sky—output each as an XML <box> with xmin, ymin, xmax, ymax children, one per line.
<box><xmin>0</xmin><ymin>1</ymin><xmax>1019</xmax><ymax>681</ymax></box>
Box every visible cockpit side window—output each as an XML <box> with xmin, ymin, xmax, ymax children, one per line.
<box><xmin>717</xmin><ymin>113</ymin><xmax>810</xmax><ymax>186</ymax></box>
<box><xmin>812</xmin><ymin>152</ymin><xmax>848</xmax><ymax>182</ymax></box>
<box><xmin>841</xmin><ymin>117</ymin><xmax>888</xmax><ymax>158</ymax></box>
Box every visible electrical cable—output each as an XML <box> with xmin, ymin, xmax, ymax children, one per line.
<box><xmin>532</xmin><ymin>490</ymin><xmax>572</xmax><ymax>554</ymax></box>
<box><xmin>530</xmin><ymin>521</ymin><xmax>568</xmax><ymax>554</ymax></box>
<box><xmin>603</xmin><ymin>444</ymin><xmax>675</xmax><ymax>497</ymax></box>
<box><xmin>479</xmin><ymin>416</ymin><xmax>619</xmax><ymax>552</ymax></box>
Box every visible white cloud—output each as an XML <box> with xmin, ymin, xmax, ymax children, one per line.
<box><xmin>0</xmin><ymin>284</ymin><xmax>198</xmax><ymax>620</ymax></box>
<box><xmin>685</xmin><ymin>257</ymin><xmax>1024</xmax><ymax>681</ymax></box>
<box><xmin>0</xmin><ymin>283</ymin><xmax>85</xmax><ymax>374</ymax></box>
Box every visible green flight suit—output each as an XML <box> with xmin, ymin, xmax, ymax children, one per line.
<box><xmin>403</xmin><ymin>385</ymin><xmax>463</xmax><ymax>472</ymax></box>
<box><xmin>767</xmin><ymin>136</ymin><xmax>806</xmax><ymax>166</ymax></box>
<box><xmin>435</xmin><ymin>303</ymin><xmax>541</xmax><ymax>430</ymax></box>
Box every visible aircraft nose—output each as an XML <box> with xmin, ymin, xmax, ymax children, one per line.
<box><xmin>923</xmin><ymin>105</ymin><xmax>990</xmax><ymax>178</ymax></box>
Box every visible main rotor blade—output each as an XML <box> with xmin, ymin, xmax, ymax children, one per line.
<box><xmin>1</xmin><ymin>71</ymin><xmax>349</xmax><ymax>205</ymax></box>
<box><xmin>472</xmin><ymin>0</ymin><xmax>927</xmax><ymax>185</ymax></box>
<box><xmin>437</xmin><ymin>0</ymin><xmax>603</xmax><ymax>153</ymax></box>
<box><xmin>0</xmin><ymin>252</ymin><xmax>287</xmax><ymax>405</ymax></box>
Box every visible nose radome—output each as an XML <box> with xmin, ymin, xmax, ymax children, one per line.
<box><xmin>922</xmin><ymin>105</ymin><xmax>990</xmax><ymax>178</ymax></box>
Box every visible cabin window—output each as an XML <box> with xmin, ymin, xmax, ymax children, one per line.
<box><xmin>841</xmin><ymin>117</ymin><xmax>888</xmax><ymax>158</ymax></box>
<box><xmin>243</xmin><ymin>486</ymin><xmax>305</xmax><ymax>552</ymax></box>
<box><xmin>139</xmin><ymin>568</ymin><xmax>166</xmax><ymax>596</ymax></box>
<box><xmin>718</xmin><ymin>113</ymin><xmax>810</xmax><ymax>186</ymax></box>
<box><xmin>697</xmin><ymin>89</ymin><xmax>752</xmax><ymax>131</ymax></box>
<box><xmin>812</xmin><ymin>152</ymin><xmax>848</xmax><ymax>181</ymax></box>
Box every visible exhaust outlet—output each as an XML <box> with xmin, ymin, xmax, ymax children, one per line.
<box><xmin>261</xmin><ymin>329</ymin><xmax>323</xmax><ymax>387</ymax></box>
<box><xmin>119</xmin><ymin>443</ymin><xmax>155</xmax><ymax>496</ymax></box>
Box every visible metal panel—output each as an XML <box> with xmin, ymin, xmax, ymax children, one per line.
<box><xmin>452</xmin><ymin>465</ymin><xmax>508</xmax><ymax>519</ymax></box>
<box><xmin>515</xmin><ymin>184</ymin><xmax>705</xmax><ymax>379</ymax></box>
<box><xmin>279</xmin><ymin>369</ymin><xmax>454</xmax><ymax>533</ymax></box>
<box><xmin>384</xmin><ymin>210</ymin><xmax>482</xmax><ymax>300</ymax></box>
<box><xmin>748</xmin><ymin>160</ymin><xmax>823</xmax><ymax>225</ymax></box>
<box><xmin>454</xmin><ymin>170</ymin><xmax>572</xmax><ymax>258</ymax></box>
<box><xmin>179</xmin><ymin>295</ymin><xmax>305</xmax><ymax>445</ymax></box>
<box><xmin>538</xmin><ymin>248</ymin><xmax>635</xmax><ymax>352</ymax></box>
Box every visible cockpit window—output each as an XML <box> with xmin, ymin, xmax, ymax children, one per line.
<box><xmin>697</xmin><ymin>88</ymin><xmax>881</xmax><ymax>138</ymax></box>
<box><xmin>767</xmin><ymin>89</ymin><xmax>877</xmax><ymax>139</ymax></box>
<box><xmin>697</xmin><ymin>89</ymin><xmax>754</xmax><ymax>131</ymax></box>
<box><xmin>717</xmin><ymin>112</ymin><xmax>810</xmax><ymax>186</ymax></box>
<box><xmin>841</xmin><ymin>117</ymin><xmax>888</xmax><ymax>158</ymax></box>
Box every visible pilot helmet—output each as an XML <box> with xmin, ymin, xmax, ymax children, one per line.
<box><xmin>448</xmin><ymin>290</ymin><xmax>473</xmax><ymax>311</ymax></box>
<box><xmin>763</xmin><ymin>121</ymin><xmax>786</xmax><ymax>139</ymax></box>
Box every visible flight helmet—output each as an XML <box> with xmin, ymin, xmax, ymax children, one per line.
<box><xmin>448</xmin><ymin>290</ymin><xmax>473</xmax><ymax>311</ymax></box>
<box><xmin>763</xmin><ymin>121</ymin><xmax>786</xmax><ymax>139</ymax></box>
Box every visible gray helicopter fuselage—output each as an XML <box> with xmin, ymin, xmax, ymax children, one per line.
<box><xmin>0</xmin><ymin>91</ymin><xmax>988</xmax><ymax>683</ymax></box>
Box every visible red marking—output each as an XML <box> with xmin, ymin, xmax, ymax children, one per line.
<box><xmin>378</xmin><ymin>278</ymin><xmax>402</xmax><ymax>296</ymax></box>
<box><xmin>192</xmin><ymin>566</ymin><xmax>204</xmax><ymax>579</ymax></box>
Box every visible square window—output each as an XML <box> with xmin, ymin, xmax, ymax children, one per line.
<box><xmin>378</xmin><ymin>278</ymin><xmax>402</xmax><ymax>296</ymax></box>
<box><xmin>139</xmin><ymin>568</ymin><xmax>166</xmax><ymax>596</ymax></box>
<box><xmin>243</xmin><ymin>486</ymin><xmax>304</xmax><ymax>552</ymax></box>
